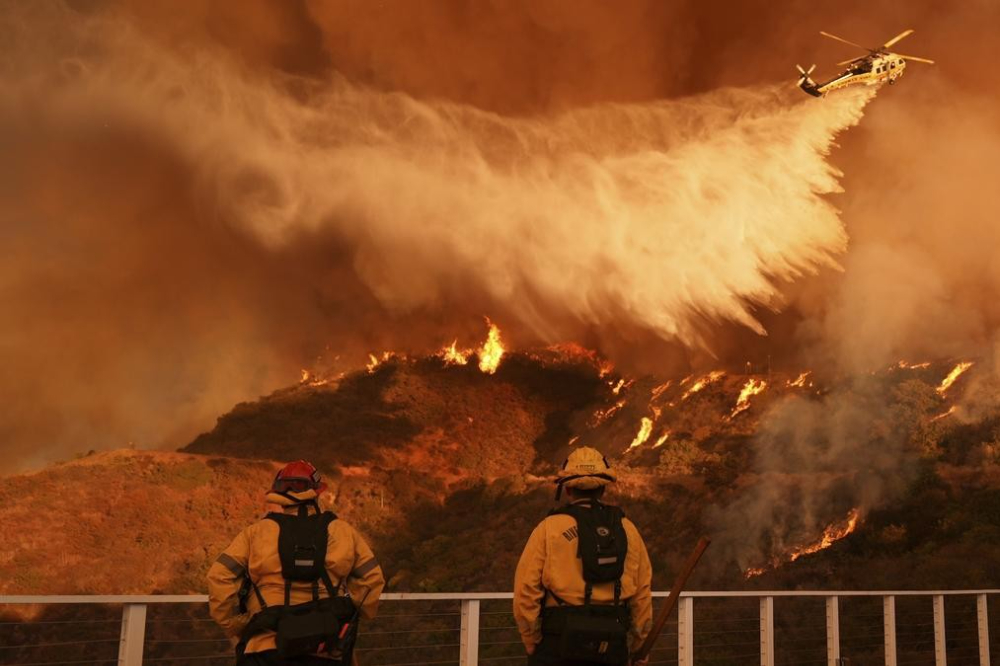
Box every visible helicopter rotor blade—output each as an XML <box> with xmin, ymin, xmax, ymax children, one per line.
<box><xmin>882</xmin><ymin>29</ymin><xmax>914</xmax><ymax>48</ymax></box>
<box><xmin>896</xmin><ymin>53</ymin><xmax>935</xmax><ymax>64</ymax></box>
<box><xmin>819</xmin><ymin>31</ymin><xmax>870</xmax><ymax>52</ymax></box>
<box><xmin>837</xmin><ymin>56</ymin><xmax>867</xmax><ymax>66</ymax></box>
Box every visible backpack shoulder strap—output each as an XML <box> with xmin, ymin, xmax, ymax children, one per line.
<box><xmin>318</xmin><ymin>512</ymin><xmax>339</xmax><ymax>598</ymax></box>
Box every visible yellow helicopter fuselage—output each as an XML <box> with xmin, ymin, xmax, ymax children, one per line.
<box><xmin>811</xmin><ymin>54</ymin><xmax>908</xmax><ymax>96</ymax></box>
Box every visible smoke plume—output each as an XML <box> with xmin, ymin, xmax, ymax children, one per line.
<box><xmin>0</xmin><ymin>2</ymin><xmax>880</xmax><ymax>470</ymax></box>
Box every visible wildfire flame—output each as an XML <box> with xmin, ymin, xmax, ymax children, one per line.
<box><xmin>745</xmin><ymin>507</ymin><xmax>861</xmax><ymax>578</ymax></box>
<box><xmin>731</xmin><ymin>379</ymin><xmax>767</xmax><ymax>417</ymax></box>
<box><xmin>937</xmin><ymin>361</ymin><xmax>973</xmax><ymax>395</ymax></box>
<box><xmin>651</xmin><ymin>381</ymin><xmax>672</xmax><ymax>400</ymax></box>
<box><xmin>299</xmin><ymin>369</ymin><xmax>331</xmax><ymax>387</ymax></box>
<box><xmin>897</xmin><ymin>360</ymin><xmax>931</xmax><ymax>370</ymax></box>
<box><xmin>789</xmin><ymin>508</ymin><xmax>860</xmax><ymax>562</ymax></box>
<box><xmin>478</xmin><ymin>320</ymin><xmax>505</xmax><ymax>374</ymax></box>
<box><xmin>930</xmin><ymin>406</ymin><xmax>957</xmax><ymax>422</ymax></box>
<box><xmin>366</xmin><ymin>352</ymin><xmax>395</xmax><ymax>373</ymax></box>
<box><xmin>441</xmin><ymin>340</ymin><xmax>470</xmax><ymax>366</ymax></box>
<box><xmin>593</xmin><ymin>400</ymin><xmax>626</xmax><ymax>425</ymax></box>
<box><xmin>786</xmin><ymin>372</ymin><xmax>812</xmax><ymax>388</ymax></box>
<box><xmin>681</xmin><ymin>371</ymin><xmax>725</xmax><ymax>400</ymax></box>
<box><xmin>653</xmin><ymin>431</ymin><xmax>670</xmax><ymax>448</ymax></box>
<box><xmin>628</xmin><ymin>417</ymin><xmax>654</xmax><ymax>450</ymax></box>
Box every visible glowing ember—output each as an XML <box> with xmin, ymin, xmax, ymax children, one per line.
<box><xmin>681</xmin><ymin>371</ymin><xmax>725</xmax><ymax>400</ymax></box>
<box><xmin>441</xmin><ymin>340</ymin><xmax>470</xmax><ymax>366</ymax></box>
<box><xmin>786</xmin><ymin>372</ymin><xmax>812</xmax><ymax>388</ymax></box>
<box><xmin>653</xmin><ymin>432</ymin><xmax>670</xmax><ymax>448</ymax></box>
<box><xmin>610</xmin><ymin>379</ymin><xmax>627</xmax><ymax>395</ymax></box>
<box><xmin>593</xmin><ymin>400</ymin><xmax>626</xmax><ymax>425</ymax></box>
<box><xmin>789</xmin><ymin>508</ymin><xmax>861</xmax><ymax>562</ymax></box>
<box><xmin>628</xmin><ymin>417</ymin><xmax>654</xmax><ymax>449</ymax></box>
<box><xmin>651</xmin><ymin>381</ymin><xmax>672</xmax><ymax>400</ymax></box>
<box><xmin>930</xmin><ymin>406</ymin><xmax>957</xmax><ymax>422</ymax></box>
<box><xmin>731</xmin><ymin>379</ymin><xmax>767</xmax><ymax>417</ymax></box>
<box><xmin>299</xmin><ymin>369</ymin><xmax>330</xmax><ymax>387</ymax></box>
<box><xmin>937</xmin><ymin>362</ymin><xmax>973</xmax><ymax>395</ymax></box>
<box><xmin>477</xmin><ymin>320</ymin><xmax>505</xmax><ymax>374</ymax></box>
<box><xmin>744</xmin><ymin>567</ymin><xmax>766</xmax><ymax>579</ymax></box>
<box><xmin>897</xmin><ymin>360</ymin><xmax>931</xmax><ymax>370</ymax></box>
<box><xmin>568</xmin><ymin>436</ymin><xmax>580</xmax><ymax>446</ymax></box>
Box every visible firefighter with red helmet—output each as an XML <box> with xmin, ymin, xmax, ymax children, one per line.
<box><xmin>208</xmin><ymin>460</ymin><xmax>385</xmax><ymax>665</ymax></box>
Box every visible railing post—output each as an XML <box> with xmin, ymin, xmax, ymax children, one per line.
<box><xmin>117</xmin><ymin>602</ymin><xmax>146</xmax><ymax>666</ymax></box>
<box><xmin>678</xmin><ymin>596</ymin><xmax>694</xmax><ymax>666</ymax></box>
<box><xmin>460</xmin><ymin>598</ymin><xmax>480</xmax><ymax>666</ymax></box>
<box><xmin>977</xmin><ymin>594</ymin><xmax>990</xmax><ymax>666</ymax></box>
<box><xmin>933</xmin><ymin>594</ymin><xmax>947</xmax><ymax>666</ymax></box>
<box><xmin>760</xmin><ymin>596</ymin><xmax>775</xmax><ymax>666</ymax></box>
<box><xmin>826</xmin><ymin>596</ymin><xmax>841</xmax><ymax>666</ymax></box>
<box><xmin>884</xmin><ymin>595</ymin><xmax>897</xmax><ymax>666</ymax></box>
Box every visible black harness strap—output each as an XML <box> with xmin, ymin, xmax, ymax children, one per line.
<box><xmin>251</xmin><ymin>578</ymin><xmax>267</xmax><ymax>609</ymax></box>
<box><xmin>544</xmin><ymin>500</ymin><xmax>629</xmax><ymax>611</ymax></box>
<box><xmin>238</xmin><ymin>504</ymin><xmax>342</xmax><ymax>655</ymax></box>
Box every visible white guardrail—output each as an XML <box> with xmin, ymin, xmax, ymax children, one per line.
<box><xmin>0</xmin><ymin>590</ymin><xmax>996</xmax><ymax>666</ymax></box>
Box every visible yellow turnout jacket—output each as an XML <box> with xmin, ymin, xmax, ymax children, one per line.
<box><xmin>207</xmin><ymin>492</ymin><xmax>385</xmax><ymax>655</ymax></box>
<box><xmin>513</xmin><ymin>499</ymin><xmax>653</xmax><ymax>653</ymax></box>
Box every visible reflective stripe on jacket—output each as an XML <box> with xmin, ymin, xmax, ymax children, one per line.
<box><xmin>207</xmin><ymin>494</ymin><xmax>385</xmax><ymax>655</ymax></box>
<box><xmin>512</xmin><ymin>500</ymin><xmax>653</xmax><ymax>653</ymax></box>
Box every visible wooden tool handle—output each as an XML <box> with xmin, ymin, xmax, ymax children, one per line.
<box><xmin>631</xmin><ymin>536</ymin><xmax>711</xmax><ymax>663</ymax></box>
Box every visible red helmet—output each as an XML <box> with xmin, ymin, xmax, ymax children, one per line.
<box><xmin>270</xmin><ymin>460</ymin><xmax>327</xmax><ymax>495</ymax></box>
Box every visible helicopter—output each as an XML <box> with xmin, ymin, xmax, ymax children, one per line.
<box><xmin>797</xmin><ymin>29</ymin><xmax>934</xmax><ymax>97</ymax></box>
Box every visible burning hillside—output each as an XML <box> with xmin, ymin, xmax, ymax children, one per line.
<box><xmin>1</xmin><ymin>340</ymin><xmax>999</xmax><ymax>596</ymax></box>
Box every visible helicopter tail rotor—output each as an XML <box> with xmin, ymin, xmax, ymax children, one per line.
<box><xmin>796</xmin><ymin>63</ymin><xmax>817</xmax><ymax>87</ymax></box>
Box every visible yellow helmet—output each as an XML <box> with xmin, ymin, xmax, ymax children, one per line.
<box><xmin>555</xmin><ymin>446</ymin><xmax>616</xmax><ymax>499</ymax></box>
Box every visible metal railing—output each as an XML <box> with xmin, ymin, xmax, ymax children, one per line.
<box><xmin>1</xmin><ymin>590</ymin><xmax>996</xmax><ymax>665</ymax></box>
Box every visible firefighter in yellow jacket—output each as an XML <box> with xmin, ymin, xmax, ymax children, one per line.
<box><xmin>208</xmin><ymin>460</ymin><xmax>385</xmax><ymax>665</ymax></box>
<box><xmin>514</xmin><ymin>448</ymin><xmax>652</xmax><ymax>665</ymax></box>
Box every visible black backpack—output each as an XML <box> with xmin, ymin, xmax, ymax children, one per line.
<box><xmin>544</xmin><ymin>501</ymin><xmax>631</xmax><ymax>663</ymax></box>
<box><xmin>238</xmin><ymin>505</ymin><xmax>358</xmax><ymax>659</ymax></box>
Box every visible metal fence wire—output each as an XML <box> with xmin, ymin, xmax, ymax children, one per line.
<box><xmin>0</xmin><ymin>590</ymin><xmax>995</xmax><ymax>665</ymax></box>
